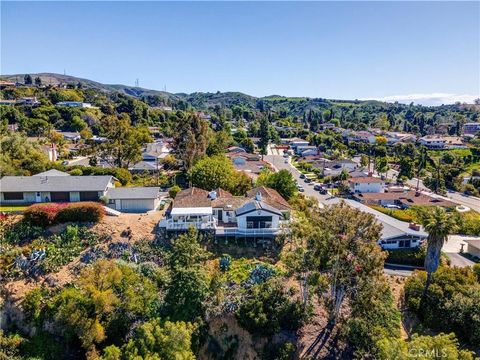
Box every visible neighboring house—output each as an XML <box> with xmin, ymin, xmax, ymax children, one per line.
<box><xmin>0</xmin><ymin>170</ymin><xmax>115</xmax><ymax>204</ymax></box>
<box><xmin>17</xmin><ymin>97</ymin><xmax>40</xmax><ymax>106</ymax></box>
<box><xmin>355</xmin><ymin>189</ymin><xmax>456</xmax><ymax>208</ymax></box>
<box><xmin>160</xmin><ymin>186</ymin><xmax>291</xmax><ymax>239</ymax></box>
<box><xmin>419</xmin><ymin>136</ymin><xmax>446</xmax><ymax>149</ymax></box>
<box><xmin>384</xmin><ymin>132</ymin><xmax>416</xmax><ymax>145</ymax></box>
<box><xmin>0</xmin><ymin>170</ymin><xmax>163</xmax><ymax>213</ymax></box>
<box><xmin>343</xmin><ymin>130</ymin><xmax>376</xmax><ymax>144</ymax></box>
<box><xmin>465</xmin><ymin>240</ymin><xmax>480</xmax><ymax>258</ymax></box>
<box><xmin>56</xmin><ymin>101</ymin><xmax>92</xmax><ymax>108</ymax></box>
<box><xmin>106</xmin><ymin>187</ymin><xmax>162</xmax><ymax>212</ymax></box>
<box><xmin>295</xmin><ymin>145</ymin><xmax>318</xmax><ymax>156</ymax></box>
<box><xmin>229</xmin><ymin>154</ymin><xmax>270</xmax><ymax>180</ymax></box>
<box><xmin>128</xmin><ymin>161</ymin><xmax>159</xmax><ymax>173</ymax></box>
<box><xmin>463</xmin><ymin>122</ymin><xmax>480</xmax><ymax>136</ymax></box>
<box><xmin>0</xmin><ymin>99</ymin><xmax>17</xmax><ymax>106</ymax></box>
<box><xmin>344</xmin><ymin>199</ymin><xmax>427</xmax><ymax>249</ymax></box>
<box><xmin>227</xmin><ymin>146</ymin><xmax>247</xmax><ymax>155</ymax></box>
<box><xmin>57</xmin><ymin>131</ymin><xmax>81</xmax><ymax>142</ymax></box>
<box><xmin>284</xmin><ymin>138</ymin><xmax>309</xmax><ymax>150</ymax></box>
<box><xmin>42</xmin><ymin>144</ymin><xmax>59</xmax><ymax>162</ymax></box>
<box><xmin>129</xmin><ymin>141</ymin><xmax>171</xmax><ymax>172</ymax></box>
<box><xmin>348</xmin><ymin>176</ymin><xmax>385</xmax><ymax>193</ymax></box>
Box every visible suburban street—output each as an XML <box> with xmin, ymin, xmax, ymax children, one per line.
<box><xmin>264</xmin><ymin>145</ymin><xmax>477</xmax><ymax>274</ymax></box>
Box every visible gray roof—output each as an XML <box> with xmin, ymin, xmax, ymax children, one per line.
<box><xmin>344</xmin><ymin>199</ymin><xmax>428</xmax><ymax>240</ymax></box>
<box><xmin>106</xmin><ymin>187</ymin><xmax>160</xmax><ymax>200</ymax></box>
<box><xmin>0</xmin><ymin>175</ymin><xmax>113</xmax><ymax>192</ymax></box>
<box><xmin>321</xmin><ymin>198</ymin><xmax>428</xmax><ymax>241</ymax></box>
<box><xmin>235</xmin><ymin>201</ymin><xmax>282</xmax><ymax>216</ymax></box>
<box><xmin>129</xmin><ymin>161</ymin><xmax>159</xmax><ymax>171</ymax></box>
<box><xmin>33</xmin><ymin>169</ymin><xmax>70</xmax><ymax>177</ymax></box>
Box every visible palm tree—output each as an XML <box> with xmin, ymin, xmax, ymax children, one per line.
<box><xmin>420</xmin><ymin>207</ymin><xmax>458</xmax><ymax>305</ymax></box>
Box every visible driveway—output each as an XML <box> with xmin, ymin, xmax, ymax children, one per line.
<box><xmin>443</xmin><ymin>235</ymin><xmax>477</xmax><ymax>268</ymax></box>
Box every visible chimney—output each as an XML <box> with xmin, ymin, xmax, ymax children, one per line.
<box><xmin>208</xmin><ymin>190</ymin><xmax>217</xmax><ymax>200</ymax></box>
<box><xmin>409</xmin><ymin>223</ymin><xmax>421</xmax><ymax>231</ymax></box>
<box><xmin>255</xmin><ymin>192</ymin><xmax>262</xmax><ymax>202</ymax></box>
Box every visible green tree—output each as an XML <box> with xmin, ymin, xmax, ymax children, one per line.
<box><xmin>189</xmin><ymin>155</ymin><xmax>235</xmax><ymax>191</ymax></box>
<box><xmin>24</xmin><ymin>74</ymin><xmax>33</xmax><ymax>85</ymax></box>
<box><xmin>257</xmin><ymin>169</ymin><xmax>297</xmax><ymax>200</ymax></box>
<box><xmin>0</xmin><ymin>132</ymin><xmax>49</xmax><ymax>176</ymax></box>
<box><xmin>164</xmin><ymin>228</ymin><xmax>210</xmax><ymax>322</ymax></box>
<box><xmin>34</xmin><ymin>76</ymin><xmax>42</xmax><ymax>86</ymax></box>
<box><xmin>103</xmin><ymin>319</ymin><xmax>195</xmax><ymax>360</ymax></box>
<box><xmin>51</xmin><ymin>260</ymin><xmax>158</xmax><ymax>353</ymax></box>
<box><xmin>173</xmin><ymin>112</ymin><xmax>209</xmax><ymax>171</ymax></box>
<box><xmin>96</xmin><ymin>114</ymin><xmax>152</xmax><ymax>168</ymax></box>
<box><xmin>419</xmin><ymin>207</ymin><xmax>458</xmax><ymax>306</ymax></box>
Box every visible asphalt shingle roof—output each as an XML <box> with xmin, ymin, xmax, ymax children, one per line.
<box><xmin>106</xmin><ymin>187</ymin><xmax>161</xmax><ymax>200</ymax></box>
<box><xmin>0</xmin><ymin>175</ymin><xmax>113</xmax><ymax>192</ymax></box>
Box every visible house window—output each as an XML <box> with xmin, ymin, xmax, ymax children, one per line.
<box><xmin>3</xmin><ymin>192</ymin><xmax>23</xmax><ymax>201</ymax></box>
<box><xmin>246</xmin><ymin>216</ymin><xmax>273</xmax><ymax>229</ymax></box>
<box><xmin>108</xmin><ymin>199</ymin><xmax>115</xmax><ymax>204</ymax></box>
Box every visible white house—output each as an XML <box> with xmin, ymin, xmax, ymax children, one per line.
<box><xmin>161</xmin><ymin>186</ymin><xmax>291</xmax><ymax>239</ymax></box>
<box><xmin>463</xmin><ymin>123</ymin><xmax>480</xmax><ymax>136</ymax></box>
<box><xmin>419</xmin><ymin>136</ymin><xmax>446</xmax><ymax>149</ymax></box>
<box><xmin>56</xmin><ymin>101</ymin><xmax>92</xmax><ymax>108</ymax></box>
<box><xmin>0</xmin><ymin>170</ymin><xmax>162</xmax><ymax>212</ymax></box>
<box><xmin>348</xmin><ymin>176</ymin><xmax>385</xmax><ymax>193</ymax></box>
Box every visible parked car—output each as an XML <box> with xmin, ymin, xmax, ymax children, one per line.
<box><xmin>304</xmin><ymin>178</ymin><xmax>312</xmax><ymax>183</ymax></box>
<box><xmin>313</xmin><ymin>184</ymin><xmax>322</xmax><ymax>191</ymax></box>
<box><xmin>384</xmin><ymin>204</ymin><xmax>402</xmax><ymax>209</ymax></box>
<box><xmin>299</xmin><ymin>174</ymin><xmax>306</xmax><ymax>179</ymax></box>
<box><xmin>283</xmin><ymin>153</ymin><xmax>289</xmax><ymax>158</ymax></box>
<box><xmin>284</xmin><ymin>159</ymin><xmax>289</xmax><ymax>163</ymax></box>
<box><xmin>297</xmin><ymin>185</ymin><xmax>305</xmax><ymax>192</ymax></box>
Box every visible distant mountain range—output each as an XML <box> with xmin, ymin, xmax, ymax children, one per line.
<box><xmin>0</xmin><ymin>72</ymin><xmax>376</xmax><ymax>109</ymax></box>
<box><xmin>3</xmin><ymin>73</ymin><xmax>477</xmax><ymax>113</ymax></box>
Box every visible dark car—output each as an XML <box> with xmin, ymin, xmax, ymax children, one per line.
<box><xmin>313</xmin><ymin>184</ymin><xmax>322</xmax><ymax>191</ymax></box>
<box><xmin>299</xmin><ymin>174</ymin><xmax>305</xmax><ymax>179</ymax></box>
<box><xmin>304</xmin><ymin>178</ymin><xmax>312</xmax><ymax>183</ymax></box>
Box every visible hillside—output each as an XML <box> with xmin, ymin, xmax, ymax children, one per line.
<box><xmin>1</xmin><ymin>72</ymin><xmax>180</xmax><ymax>102</ymax></box>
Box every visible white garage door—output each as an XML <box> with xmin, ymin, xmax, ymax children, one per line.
<box><xmin>120</xmin><ymin>199</ymin><xmax>153</xmax><ymax>212</ymax></box>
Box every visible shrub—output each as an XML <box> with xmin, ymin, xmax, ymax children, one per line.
<box><xmin>169</xmin><ymin>185</ymin><xmax>181</xmax><ymax>198</ymax></box>
<box><xmin>56</xmin><ymin>202</ymin><xmax>105</xmax><ymax>223</ymax></box>
<box><xmin>385</xmin><ymin>246</ymin><xmax>426</xmax><ymax>267</ymax></box>
<box><xmin>68</xmin><ymin>168</ymin><xmax>83</xmax><ymax>176</ymax></box>
<box><xmin>24</xmin><ymin>203</ymin><xmax>66</xmax><ymax>227</ymax></box>
<box><xmin>24</xmin><ymin>202</ymin><xmax>104</xmax><ymax>227</ymax></box>
<box><xmin>236</xmin><ymin>279</ymin><xmax>306</xmax><ymax>336</ymax></box>
<box><xmin>404</xmin><ymin>266</ymin><xmax>480</xmax><ymax>345</ymax></box>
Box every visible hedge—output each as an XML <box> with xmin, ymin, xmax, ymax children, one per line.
<box><xmin>385</xmin><ymin>246</ymin><xmax>426</xmax><ymax>267</ymax></box>
<box><xmin>24</xmin><ymin>202</ymin><xmax>105</xmax><ymax>227</ymax></box>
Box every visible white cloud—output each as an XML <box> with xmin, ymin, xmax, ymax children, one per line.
<box><xmin>361</xmin><ymin>93</ymin><xmax>480</xmax><ymax>106</ymax></box>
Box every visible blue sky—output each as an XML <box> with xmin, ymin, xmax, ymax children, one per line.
<box><xmin>1</xmin><ymin>1</ymin><xmax>479</xmax><ymax>104</ymax></box>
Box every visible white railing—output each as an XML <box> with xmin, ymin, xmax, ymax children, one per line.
<box><xmin>216</xmin><ymin>227</ymin><xmax>282</xmax><ymax>236</ymax></box>
<box><xmin>165</xmin><ymin>219</ymin><xmax>216</xmax><ymax>230</ymax></box>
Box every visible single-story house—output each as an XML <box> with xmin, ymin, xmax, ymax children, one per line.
<box><xmin>348</xmin><ymin>176</ymin><xmax>385</xmax><ymax>193</ymax></box>
<box><xmin>355</xmin><ymin>189</ymin><xmax>456</xmax><ymax>208</ymax></box>
<box><xmin>106</xmin><ymin>187</ymin><xmax>162</xmax><ymax>212</ymax></box>
<box><xmin>344</xmin><ymin>199</ymin><xmax>427</xmax><ymax>249</ymax></box>
<box><xmin>0</xmin><ymin>170</ymin><xmax>115</xmax><ymax>203</ymax></box>
<box><xmin>0</xmin><ymin>170</ymin><xmax>163</xmax><ymax>213</ymax></box>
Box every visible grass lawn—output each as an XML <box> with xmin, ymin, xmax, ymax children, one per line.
<box><xmin>0</xmin><ymin>205</ymin><xmax>28</xmax><ymax>212</ymax></box>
